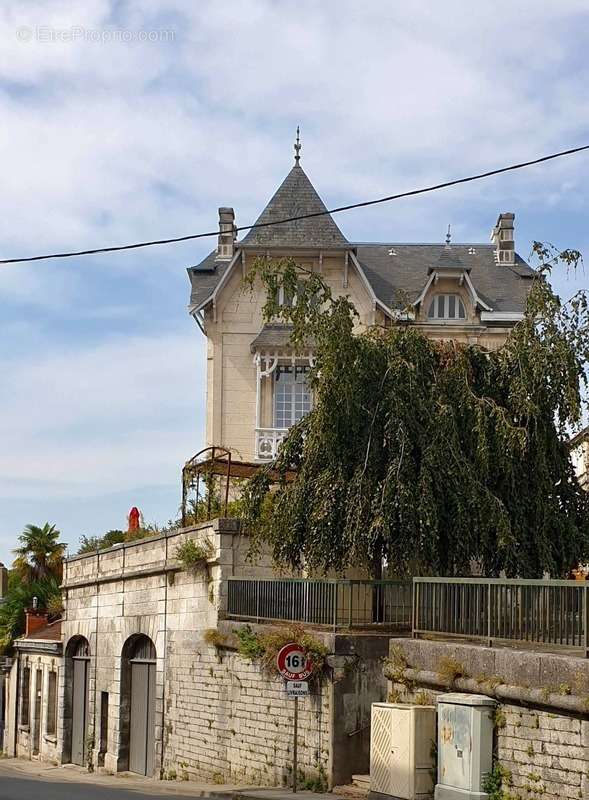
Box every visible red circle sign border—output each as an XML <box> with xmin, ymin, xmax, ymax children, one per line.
<box><xmin>276</xmin><ymin>642</ymin><xmax>313</xmax><ymax>681</ymax></box>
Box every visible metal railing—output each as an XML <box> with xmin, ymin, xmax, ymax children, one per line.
<box><xmin>255</xmin><ymin>428</ymin><xmax>288</xmax><ymax>460</ymax></box>
<box><xmin>227</xmin><ymin>578</ymin><xmax>413</xmax><ymax>630</ymax></box>
<box><xmin>226</xmin><ymin>576</ymin><xmax>589</xmax><ymax>656</ymax></box>
<box><xmin>413</xmin><ymin>577</ymin><xmax>589</xmax><ymax>656</ymax></box>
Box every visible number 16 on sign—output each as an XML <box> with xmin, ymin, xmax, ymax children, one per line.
<box><xmin>276</xmin><ymin>643</ymin><xmax>313</xmax><ymax>793</ymax></box>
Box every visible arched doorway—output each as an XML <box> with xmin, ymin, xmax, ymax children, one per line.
<box><xmin>66</xmin><ymin>637</ymin><xmax>90</xmax><ymax>766</ymax></box>
<box><xmin>120</xmin><ymin>635</ymin><xmax>156</xmax><ymax>776</ymax></box>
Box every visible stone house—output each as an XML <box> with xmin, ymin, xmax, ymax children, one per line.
<box><xmin>3</xmin><ymin>610</ymin><xmax>62</xmax><ymax>764</ymax></box>
<box><xmin>2</xmin><ymin>144</ymin><xmax>539</xmax><ymax>785</ymax></box>
<box><xmin>188</xmin><ymin>144</ymin><xmax>534</xmax><ymax>463</ymax></box>
<box><xmin>55</xmin><ymin>520</ymin><xmax>390</xmax><ymax>786</ymax></box>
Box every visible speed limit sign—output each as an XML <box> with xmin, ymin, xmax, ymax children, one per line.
<box><xmin>277</xmin><ymin>643</ymin><xmax>313</xmax><ymax>793</ymax></box>
<box><xmin>276</xmin><ymin>642</ymin><xmax>313</xmax><ymax>681</ymax></box>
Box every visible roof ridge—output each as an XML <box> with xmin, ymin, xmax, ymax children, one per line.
<box><xmin>354</xmin><ymin>242</ymin><xmax>495</xmax><ymax>247</ymax></box>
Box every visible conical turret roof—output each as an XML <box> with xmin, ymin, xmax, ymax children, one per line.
<box><xmin>241</xmin><ymin>164</ymin><xmax>348</xmax><ymax>249</ymax></box>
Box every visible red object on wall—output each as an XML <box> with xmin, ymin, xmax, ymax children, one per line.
<box><xmin>128</xmin><ymin>506</ymin><xmax>141</xmax><ymax>532</ymax></box>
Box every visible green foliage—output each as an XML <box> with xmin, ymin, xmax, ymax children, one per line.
<box><xmin>482</xmin><ymin>763</ymin><xmax>512</xmax><ymax>800</ymax></box>
<box><xmin>300</xmin><ymin>765</ymin><xmax>328</xmax><ymax>793</ymax></box>
<box><xmin>235</xmin><ymin>623</ymin><xmax>328</xmax><ymax>678</ymax></box>
<box><xmin>241</xmin><ymin>247</ymin><xmax>589</xmax><ymax>578</ymax></box>
<box><xmin>175</xmin><ymin>537</ymin><xmax>213</xmax><ymax>570</ymax></box>
<box><xmin>0</xmin><ymin>574</ymin><xmax>61</xmax><ymax>652</ymax></box>
<box><xmin>13</xmin><ymin>523</ymin><xmax>65</xmax><ymax>583</ymax></box>
<box><xmin>77</xmin><ymin>530</ymin><xmax>125</xmax><ymax>554</ymax></box>
<box><xmin>235</xmin><ymin>624</ymin><xmax>265</xmax><ymax>660</ymax></box>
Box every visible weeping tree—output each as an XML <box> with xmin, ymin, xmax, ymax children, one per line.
<box><xmin>241</xmin><ymin>244</ymin><xmax>589</xmax><ymax>579</ymax></box>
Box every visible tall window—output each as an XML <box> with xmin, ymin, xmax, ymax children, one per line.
<box><xmin>427</xmin><ymin>294</ymin><xmax>466</xmax><ymax>320</ymax></box>
<box><xmin>274</xmin><ymin>364</ymin><xmax>312</xmax><ymax>428</ymax></box>
<box><xmin>20</xmin><ymin>666</ymin><xmax>30</xmax><ymax>726</ymax></box>
<box><xmin>46</xmin><ymin>671</ymin><xmax>57</xmax><ymax>735</ymax></box>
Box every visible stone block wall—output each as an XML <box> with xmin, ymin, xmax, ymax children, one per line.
<box><xmin>60</xmin><ymin>519</ymin><xmax>388</xmax><ymax>787</ymax></box>
<box><xmin>164</xmin><ymin>644</ymin><xmax>330</xmax><ymax>786</ymax></box>
<box><xmin>498</xmin><ymin>706</ymin><xmax>588</xmax><ymax>800</ymax></box>
<box><xmin>386</xmin><ymin>639</ymin><xmax>589</xmax><ymax>800</ymax></box>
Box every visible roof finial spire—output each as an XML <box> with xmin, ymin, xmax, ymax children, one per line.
<box><xmin>445</xmin><ymin>224</ymin><xmax>451</xmax><ymax>246</ymax></box>
<box><xmin>294</xmin><ymin>126</ymin><xmax>301</xmax><ymax>165</ymax></box>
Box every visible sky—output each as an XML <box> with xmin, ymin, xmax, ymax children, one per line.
<box><xmin>1</xmin><ymin>1</ymin><xmax>589</xmax><ymax>563</ymax></box>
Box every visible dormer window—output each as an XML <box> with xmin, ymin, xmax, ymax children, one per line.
<box><xmin>427</xmin><ymin>294</ymin><xmax>466</xmax><ymax>321</ymax></box>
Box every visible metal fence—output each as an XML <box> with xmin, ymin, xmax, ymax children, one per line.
<box><xmin>227</xmin><ymin>578</ymin><xmax>413</xmax><ymax>630</ymax></box>
<box><xmin>413</xmin><ymin>577</ymin><xmax>589</xmax><ymax>656</ymax></box>
<box><xmin>226</xmin><ymin>576</ymin><xmax>589</xmax><ymax>656</ymax></box>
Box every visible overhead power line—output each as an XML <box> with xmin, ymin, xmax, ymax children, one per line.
<box><xmin>1</xmin><ymin>143</ymin><xmax>589</xmax><ymax>266</ymax></box>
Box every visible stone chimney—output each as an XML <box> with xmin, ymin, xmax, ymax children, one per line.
<box><xmin>24</xmin><ymin>607</ymin><xmax>50</xmax><ymax>637</ymax></box>
<box><xmin>216</xmin><ymin>207</ymin><xmax>237</xmax><ymax>261</ymax></box>
<box><xmin>491</xmin><ymin>212</ymin><xmax>515</xmax><ymax>264</ymax></box>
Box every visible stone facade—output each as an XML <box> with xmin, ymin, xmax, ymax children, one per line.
<box><xmin>164</xmin><ymin>647</ymin><xmax>330</xmax><ymax>785</ymax></box>
<box><xmin>386</xmin><ymin>638</ymin><xmax>589</xmax><ymax>800</ymax></box>
<box><xmin>498</xmin><ymin>705</ymin><xmax>589</xmax><ymax>800</ymax></box>
<box><xmin>189</xmin><ymin>162</ymin><xmax>532</xmax><ymax>465</ymax></box>
<box><xmin>58</xmin><ymin>519</ymin><xmax>389</xmax><ymax>786</ymax></box>
<box><xmin>4</xmin><ymin>617</ymin><xmax>62</xmax><ymax>765</ymax></box>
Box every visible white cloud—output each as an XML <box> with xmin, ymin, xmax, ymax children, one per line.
<box><xmin>0</xmin><ymin>330</ymin><xmax>206</xmax><ymax>494</ymax></box>
<box><xmin>1</xmin><ymin>0</ymin><xmax>589</xmax><ymax>560</ymax></box>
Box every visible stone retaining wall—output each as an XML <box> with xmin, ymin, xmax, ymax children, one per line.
<box><xmin>60</xmin><ymin>519</ymin><xmax>388</xmax><ymax>787</ymax></box>
<box><xmin>498</xmin><ymin>705</ymin><xmax>588</xmax><ymax>800</ymax></box>
<box><xmin>387</xmin><ymin>638</ymin><xmax>589</xmax><ymax>800</ymax></box>
<box><xmin>165</xmin><ymin>645</ymin><xmax>330</xmax><ymax>785</ymax></box>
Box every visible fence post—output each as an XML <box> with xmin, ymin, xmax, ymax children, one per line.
<box><xmin>412</xmin><ymin>580</ymin><xmax>418</xmax><ymax>639</ymax></box>
<box><xmin>487</xmin><ymin>581</ymin><xmax>492</xmax><ymax>648</ymax></box>
<box><xmin>256</xmin><ymin>580</ymin><xmax>261</xmax><ymax>624</ymax></box>
<box><xmin>348</xmin><ymin>583</ymin><xmax>353</xmax><ymax>629</ymax></box>
<box><xmin>583</xmin><ymin>584</ymin><xmax>589</xmax><ymax>658</ymax></box>
<box><xmin>333</xmin><ymin>582</ymin><xmax>339</xmax><ymax>632</ymax></box>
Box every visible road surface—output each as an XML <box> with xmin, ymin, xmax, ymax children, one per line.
<box><xmin>0</xmin><ymin>762</ymin><xmax>228</xmax><ymax>800</ymax></box>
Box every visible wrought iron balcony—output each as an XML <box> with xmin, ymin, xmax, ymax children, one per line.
<box><xmin>255</xmin><ymin>427</ymin><xmax>288</xmax><ymax>460</ymax></box>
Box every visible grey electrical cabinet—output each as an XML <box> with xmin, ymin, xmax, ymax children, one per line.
<box><xmin>435</xmin><ymin>693</ymin><xmax>495</xmax><ymax>800</ymax></box>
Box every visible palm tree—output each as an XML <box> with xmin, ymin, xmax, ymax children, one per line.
<box><xmin>0</xmin><ymin>575</ymin><xmax>61</xmax><ymax>652</ymax></box>
<box><xmin>12</xmin><ymin>523</ymin><xmax>65</xmax><ymax>584</ymax></box>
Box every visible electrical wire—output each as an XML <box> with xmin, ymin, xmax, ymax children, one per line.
<box><xmin>1</xmin><ymin>143</ymin><xmax>588</xmax><ymax>265</ymax></box>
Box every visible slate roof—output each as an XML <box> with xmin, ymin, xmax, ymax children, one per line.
<box><xmin>188</xmin><ymin>249</ymin><xmax>234</xmax><ymax>311</ymax></box>
<box><xmin>241</xmin><ymin>164</ymin><xmax>348</xmax><ymax>249</ymax></box>
<box><xmin>187</xmin><ymin>164</ymin><xmax>535</xmax><ymax>316</ymax></box>
<box><xmin>250</xmin><ymin>324</ymin><xmax>315</xmax><ymax>353</ymax></box>
<box><xmin>250</xmin><ymin>324</ymin><xmax>294</xmax><ymax>352</ymax></box>
<box><xmin>355</xmin><ymin>244</ymin><xmax>534</xmax><ymax>313</ymax></box>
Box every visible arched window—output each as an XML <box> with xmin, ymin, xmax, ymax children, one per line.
<box><xmin>127</xmin><ymin>635</ymin><xmax>156</xmax><ymax>662</ymax></box>
<box><xmin>427</xmin><ymin>294</ymin><xmax>466</xmax><ymax>320</ymax></box>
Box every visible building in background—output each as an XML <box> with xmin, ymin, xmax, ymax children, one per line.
<box><xmin>188</xmin><ymin>140</ymin><xmax>534</xmax><ymax>465</ymax></box>
<box><xmin>3</xmin><ymin>610</ymin><xmax>62</xmax><ymax>764</ymax></box>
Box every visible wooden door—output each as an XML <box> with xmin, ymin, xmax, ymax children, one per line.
<box><xmin>71</xmin><ymin>658</ymin><xmax>88</xmax><ymax>766</ymax></box>
<box><xmin>128</xmin><ymin>660</ymin><xmax>155</xmax><ymax>775</ymax></box>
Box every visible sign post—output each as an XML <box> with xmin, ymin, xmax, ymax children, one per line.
<box><xmin>276</xmin><ymin>643</ymin><xmax>313</xmax><ymax>793</ymax></box>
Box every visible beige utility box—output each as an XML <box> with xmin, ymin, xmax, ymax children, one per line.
<box><xmin>370</xmin><ymin>702</ymin><xmax>436</xmax><ymax>800</ymax></box>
